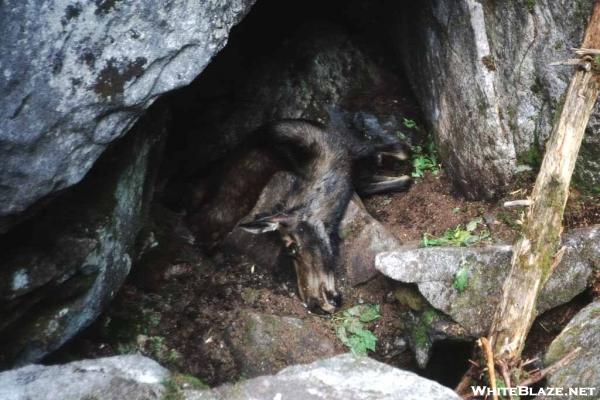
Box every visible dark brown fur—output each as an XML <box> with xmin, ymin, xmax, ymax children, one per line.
<box><xmin>187</xmin><ymin>119</ymin><xmax>408</xmax><ymax>312</ymax></box>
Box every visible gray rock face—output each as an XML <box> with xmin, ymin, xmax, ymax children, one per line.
<box><xmin>398</xmin><ymin>0</ymin><xmax>599</xmax><ymax>198</ymax></box>
<box><xmin>541</xmin><ymin>299</ymin><xmax>600</xmax><ymax>398</ymax></box>
<box><xmin>185</xmin><ymin>354</ymin><xmax>461</xmax><ymax>400</ymax></box>
<box><xmin>0</xmin><ymin>0</ymin><xmax>255</xmax><ymax>231</ymax></box>
<box><xmin>226</xmin><ymin>310</ymin><xmax>339</xmax><ymax>378</ymax></box>
<box><xmin>0</xmin><ymin>355</ymin><xmax>169</xmax><ymax>400</ymax></box>
<box><xmin>375</xmin><ymin>226</ymin><xmax>599</xmax><ymax>337</ymax></box>
<box><xmin>0</xmin><ymin>110</ymin><xmax>167</xmax><ymax>367</ymax></box>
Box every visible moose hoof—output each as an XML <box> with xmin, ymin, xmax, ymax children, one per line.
<box><xmin>358</xmin><ymin>175</ymin><xmax>412</xmax><ymax>195</ymax></box>
<box><xmin>376</xmin><ymin>150</ymin><xmax>409</xmax><ymax>166</ymax></box>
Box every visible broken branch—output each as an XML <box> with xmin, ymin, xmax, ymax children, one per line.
<box><xmin>488</xmin><ymin>0</ymin><xmax>600</xmax><ymax>363</ymax></box>
<box><xmin>503</xmin><ymin>199</ymin><xmax>532</xmax><ymax>208</ymax></box>
<box><xmin>479</xmin><ymin>337</ymin><xmax>498</xmax><ymax>400</ymax></box>
<box><xmin>518</xmin><ymin>347</ymin><xmax>581</xmax><ymax>387</ymax></box>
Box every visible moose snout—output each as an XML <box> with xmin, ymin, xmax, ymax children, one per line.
<box><xmin>310</xmin><ymin>285</ymin><xmax>341</xmax><ymax>314</ymax></box>
<box><xmin>326</xmin><ymin>290</ymin><xmax>342</xmax><ymax>309</ymax></box>
<box><xmin>302</xmin><ymin>285</ymin><xmax>342</xmax><ymax>314</ymax></box>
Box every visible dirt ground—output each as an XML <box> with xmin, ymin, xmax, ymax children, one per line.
<box><xmin>49</xmin><ymin>170</ymin><xmax>599</xmax><ymax>389</ymax></box>
<box><xmin>365</xmin><ymin>170</ymin><xmax>599</xmax><ymax>245</ymax></box>
<box><xmin>49</xmin><ymin>202</ymin><xmax>414</xmax><ymax>385</ymax></box>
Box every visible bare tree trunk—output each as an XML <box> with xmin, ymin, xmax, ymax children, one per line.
<box><xmin>488</xmin><ymin>1</ymin><xmax>600</xmax><ymax>361</ymax></box>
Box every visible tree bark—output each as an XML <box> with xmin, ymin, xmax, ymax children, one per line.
<box><xmin>488</xmin><ymin>1</ymin><xmax>600</xmax><ymax>360</ymax></box>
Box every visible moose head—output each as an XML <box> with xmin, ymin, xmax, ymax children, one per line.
<box><xmin>239</xmin><ymin>212</ymin><xmax>341</xmax><ymax>313</ymax></box>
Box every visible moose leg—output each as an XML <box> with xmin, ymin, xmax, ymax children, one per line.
<box><xmin>376</xmin><ymin>150</ymin><xmax>409</xmax><ymax>165</ymax></box>
<box><xmin>355</xmin><ymin>146</ymin><xmax>412</xmax><ymax>196</ymax></box>
<box><xmin>357</xmin><ymin>174</ymin><xmax>411</xmax><ymax>195</ymax></box>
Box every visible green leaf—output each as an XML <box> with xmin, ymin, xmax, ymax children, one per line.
<box><xmin>343</xmin><ymin>305</ymin><xmax>363</xmax><ymax>318</ymax></box>
<box><xmin>410</xmin><ymin>145</ymin><xmax>440</xmax><ymax>179</ymax></box>
<box><xmin>453</xmin><ymin>265</ymin><xmax>470</xmax><ymax>293</ymax></box>
<box><xmin>395</xmin><ymin>131</ymin><xmax>407</xmax><ymax>141</ymax></box>
<box><xmin>357</xmin><ymin>329</ymin><xmax>378</xmax><ymax>351</ymax></box>
<box><xmin>334</xmin><ymin>304</ymin><xmax>380</xmax><ymax>356</ymax></box>
<box><xmin>422</xmin><ymin>308</ymin><xmax>436</xmax><ymax>325</ymax></box>
<box><xmin>466</xmin><ymin>218</ymin><xmax>482</xmax><ymax>232</ymax></box>
<box><xmin>421</xmin><ymin>218</ymin><xmax>492</xmax><ymax>248</ymax></box>
<box><xmin>345</xmin><ymin>319</ymin><xmax>364</xmax><ymax>335</ymax></box>
<box><xmin>358</xmin><ymin>304</ymin><xmax>380</xmax><ymax>323</ymax></box>
<box><xmin>348</xmin><ymin>335</ymin><xmax>368</xmax><ymax>355</ymax></box>
<box><xmin>403</xmin><ymin>118</ymin><xmax>417</xmax><ymax>129</ymax></box>
<box><xmin>336</xmin><ymin>325</ymin><xmax>349</xmax><ymax>345</ymax></box>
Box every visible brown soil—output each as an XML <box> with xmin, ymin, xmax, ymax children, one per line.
<box><xmin>50</xmin><ymin>170</ymin><xmax>599</xmax><ymax>388</ymax></box>
<box><xmin>564</xmin><ymin>187</ymin><xmax>600</xmax><ymax>228</ymax></box>
<box><xmin>51</xmin><ymin>204</ymin><xmax>414</xmax><ymax>386</ymax></box>
<box><xmin>365</xmin><ymin>171</ymin><xmax>599</xmax><ymax>246</ymax></box>
<box><xmin>364</xmin><ymin>173</ymin><xmax>516</xmax><ymax>244</ymax></box>
<box><xmin>48</xmin><ymin>206</ymin><xmax>320</xmax><ymax>385</ymax></box>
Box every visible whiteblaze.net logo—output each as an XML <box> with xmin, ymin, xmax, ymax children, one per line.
<box><xmin>471</xmin><ymin>386</ymin><xmax>598</xmax><ymax>397</ymax></box>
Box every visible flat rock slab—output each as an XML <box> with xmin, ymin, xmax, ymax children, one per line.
<box><xmin>226</xmin><ymin>310</ymin><xmax>339</xmax><ymax>378</ymax></box>
<box><xmin>0</xmin><ymin>355</ymin><xmax>169</xmax><ymax>400</ymax></box>
<box><xmin>539</xmin><ymin>299</ymin><xmax>600</xmax><ymax>398</ymax></box>
<box><xmin>185</xmin><ymin>354</ymin><xmax>461</xmax><ymax>400</ymax></box>
<box><xmin>376</xmin><ymin>226</ymin><xmax>599</xmax><ymax>336</ymax></box>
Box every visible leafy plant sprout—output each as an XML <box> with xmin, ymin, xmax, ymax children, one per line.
<box><xmin>411</xmin><ymin>139</ymin><xmax>439</xmax><ymax>178</ymax></box>
<box><xmin>421</xmin><ymin>218</ymin><xmax>490</xmax><ymax>247</ymax></box>
<box><xmin>333</xmin><ymin>304</ymin><xmax>380</xmax><ymax>356</ymax></box>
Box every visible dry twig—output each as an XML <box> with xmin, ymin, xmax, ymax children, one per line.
<box><xmin>479</xmin><ymin>337</ymin><xmax>498</xmax><ymax>400</ymax></box>
<box><xmin>503</xmin><ymin>199</ymin><xmax>532</xmax><ymax>208</ymax></box>
<box><xmin>518</xmin><ymin>347</ymin><xmax>581</xmax><ymax>387</ymax></box>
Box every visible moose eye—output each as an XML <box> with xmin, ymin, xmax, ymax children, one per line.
<box><xmin>286</xmin><ymin>243</ymin><xmax>300</xmax><ymax>256</ymax></box>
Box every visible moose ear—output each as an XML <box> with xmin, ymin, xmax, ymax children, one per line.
<box><xmin>238</xmin><ymin>213</ymin><xmax>290</xmax><ymax>235</ymax></box>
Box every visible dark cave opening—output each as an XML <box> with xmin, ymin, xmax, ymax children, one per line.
<box><xmin>41</xmin><ymin>0</ymin><xmax>474</xmax><ymax>390</ymax></box>
<box><xmin>422</xmin><ymin>339</ymin><xmax>474</xmax><ymax>388</ymax></box>
<box><xmin>158</xmin><ymin>0</ymin><xmax>423</xmax><ymax>198</ymax></box>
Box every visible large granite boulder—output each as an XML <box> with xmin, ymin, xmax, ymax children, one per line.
<box><xmin>397</xmin><ymin>0</ymin><xmax>599</xmax><ymax>198</ymax></box>
<box><xmin>0</xmin><ymin>354</ymin><xmax>461</xmax><ymax>400</ymax></box>
<box><xmin>185</xmin><ymin>354</ymin><xmax>462</xmax><ymax>400</ymax></box>
<box><xmin>0</xmin><ymin>110</ymin><xmax>167</xmax><ymax>368</ymax></box>
<box><xmin>540</xmin><ymin>299</ymin><xmax>600</xmax><ymax>398</ymax></box>
<box><xmin>0</xmin><ymin>355</ymin><xmax>169</xmax><ymax>400</ymax></box>
<box><xmin>0</xmin><ymin>0</ymin><xmax>255</xmax><ymax>232</ymax></box>
<box><xmin>376</xmin><ymin>226</ymin><xmax>599</xmax><ymax>337</ymax></box>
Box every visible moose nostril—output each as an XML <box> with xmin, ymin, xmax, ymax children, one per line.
<box><xmin>327</xmin><ymin>291</ymin><xmax>342</xmax><ymax>308</ymax></box>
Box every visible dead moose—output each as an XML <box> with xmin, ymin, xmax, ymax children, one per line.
<box><xmin>187</xmin><ymin>119</ymin><xmax>411</xmax><ymax>313</ymax></box>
